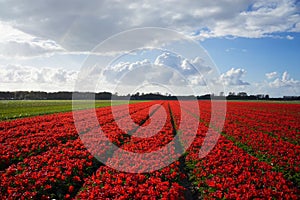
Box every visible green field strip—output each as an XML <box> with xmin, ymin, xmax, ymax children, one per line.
<box><xmin>0</xmin><ymin>100</ymin><xmax>146</xmax><ymax>121</ymax></box>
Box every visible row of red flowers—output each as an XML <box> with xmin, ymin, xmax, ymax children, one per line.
<box><xmin>0</xmin><ymin>102</ymin><xmax>158</xmax><ymax>170</ymax></box>
<box><xmin>1</xmin><ymin>101</ymin><xmax>165</xmax><ymax>199</ymax></box>
<box><xmin>76</xmin><ymin>103</ymin><xmax>186</xmax><ymax>199</ymax></box>
<box><xmin>169</xmin><ymin>101</ymin><xmax>299</xmax><ymax>199</ymax></box>
<box><xmin>183</xmin><ymin>101</ymin><xmax>300</xmax><ymax>186</ymax></box>
<box><xmin>1</xmin><ymin>100</ymin><xmax>299</xmax><ymax>199</ymax></box>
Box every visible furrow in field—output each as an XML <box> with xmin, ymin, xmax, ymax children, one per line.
<box><xmin>75</xmin><ymin>102</ymin><xmax>187</xmax><ymax>199</ymax></box>
<box><xmin>169</xmin><ymin>101</ymin><xmax>299</xmax><ymax>199</ymax></box>
<box><xmin>181</xmin><ymin>101</ymin><xmax>299</xmax><ymax>189</ymax></box>
<box><xmin>185</xmin><ymin>101</ymin><xmax>300</xmax><ymax>186</ymax></box>
<box><xmin>168</xmin><ymin>102</ymin><xmax>201</xmax><ymax>199</ymax></box>
<box><xmin>0</xmin><ymin>102</ymin><xmax>150</xmax><ymax>141</ymax></box>
<box><xmin>0</xmin><ymin>102</ymin><xmax>157</xmax><ymax>171</ymax></box>
<box><xmin>0</xmin><ymin>101</ymin><xmax>163</xmax><ymax>199</ymax></box>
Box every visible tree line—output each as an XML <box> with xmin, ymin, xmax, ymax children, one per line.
<box><xmin>0</xmin><ymin>91</ymin><xmax>299</xmax><ymax>101</ymax></box>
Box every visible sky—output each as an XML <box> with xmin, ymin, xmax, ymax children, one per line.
<box><xmin>0</xmin><ymin>0</ymin><xmax>299</xmax><ymax>97</ymax></box>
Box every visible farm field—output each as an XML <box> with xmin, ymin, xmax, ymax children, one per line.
<box><xmin>0</xmin><ymin>100</ymin><xmax>141</xmax><ymax>121</ymax></box>
<box><xmin>0</xmin><ymin>100</ymin><xmax>299</xmax><ymax>199</ymax></box>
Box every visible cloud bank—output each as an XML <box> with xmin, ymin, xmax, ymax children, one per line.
<box><xmin>0</xmin><ymin>65</ymin><xmax>78</xmax><ymax>91</ymax></box>
<box><xmin>0</xmin><ymin>0</ymin><xmax>299</xmax><ymax>51</ymax></box>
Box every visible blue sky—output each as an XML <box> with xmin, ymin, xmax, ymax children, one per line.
<box><xmin>0</xmin><ymin>0</ymin><xmax>299</xmax><ymax>97</ymax></box>
<box><xmin>202</xmin><ymin>33</ymin><xmax>300</xmax><ymax>82</ymax></box>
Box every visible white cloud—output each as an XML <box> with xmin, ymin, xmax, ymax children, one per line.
<box><xmin>249</xmin><ymin>71</ymin><xmax>300</xmax><ymax>97</ymax></box>
<box><xmin>185</xmin><ymin>57</ymin><xmax>212</xmax><ymax>73</ymax></box>
<box><xmin>154</xmin><ymin>52</ymin><xmax>211</xmax><ymax>75</ymax></box>
<box><xmin>0</xmin><ymin>65</ymin><xmax>78</xmax><ymax>91</ymax></box>
<box><xmin>0</xmin><ymin>40</ymin><xmax>65</xmax><ymax>58</ymax></box>
<box><xmin>188</xmin><ymin>74</ymin><xmax>206</xmax><ymax>86</ymax></box>
<box><xmin>0</xmin><ymin>0</ymin><xmax>298</xmax><ymax>51</ymax></box>
<box><xmin>225</xmin><ymin>48</ymin><xmax>248</xmax><ymax>53</ymax></box>
<box><xmin>154</xmin><ymin>53</ymin><xmax>182</xmax><ymax>70</ymax></box>
<box><xmin>0</xmin><ymin>22</ymin><xmax>65</xmax><ymax>57</ymax></box>
<box><xmin>269</xmin><ymin>71</ymin><xmax>300</xmax><ymax>88</ymax></box>
<box><xmin>104</xmin><ymin>60</ymin><xmax>187</xmax><ymax>87</ymax></box>
<box><xmin>102</xmin><ymin>52</ymin><xmax>211</xmax><ymax>88</ymax></box>
<box><xmin>286</xmin><ymin>35</ymin><xmax>294</xmax><ymax>40</ymax></box>
<box><xmin>104</xmin><ymin>59</ymin><xmax>154</xmax><ymax>85</ymax></box>
<box><xmin>265</xmin><ymin>71</ymin><xmax>278</xmax><ymax>79</ymax></box>
<box><xmin>219</xmin><ymin>68</ymin><xmax>250</xmax><ymax>86</ymax></box>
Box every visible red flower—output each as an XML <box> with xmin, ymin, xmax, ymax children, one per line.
<box><xmin>68</xmin><ymin>185</ymin><xmax>74</xmax><ymax>193</ymax></box>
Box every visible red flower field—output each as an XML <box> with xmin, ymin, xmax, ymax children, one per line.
<box><xmin>0</xmin><ymin>101</ymin><xmax>299</xmax><ymax>199</ymax></box>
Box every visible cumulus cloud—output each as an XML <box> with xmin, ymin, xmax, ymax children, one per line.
<box><xmin>0</xmin><ymin>0</ymin><xmax>298</xmax><ymax>51</ymax></box>
<box><xmin>102</xmin><ymin>52</ymin><xmax>211</xmax><ymax>87</ymax></box>
<box><xmin>103</xmin><ymin>60</ymin><xmax>154</xmax><ymax>85</ymax></box>
<box><xmin>286</xmin><ymin>35</ymin><xmax>294</xmax><ymax>40</ymax></box>
<box><xmin>265</xmin><ymin>71</ymin><xmax>278</xmax><ymax>79</ymax></box>
<box><xmin>103</xmin><ymin>59</ymin><xmax>187</xmax><ymax>87</ymax></box>
<box><xmin>250</xmin><ymin>71</ymin><xmax>300</xmax><ymax>97</ymax></box>
<box><xmin>0</xmin><ymin>65</ymin><xmax>78</xmax><ymax>86</ymax></box>
<box><xmin>269</xmin><ymin>71</ymin><xmax>299</xmax><ymax>88</ymax></box>
<box><xmin>219</xmin><ymin>68</ymin><xmax>250</xmax><ymax>86</ymax></box>
<box><xmin>154</xmin><ymin>52</ymin><xmax>211</xmax><ymax>74</ymax></box>
<box><xmin>154</xmin><ymin>53</ymin><xmax>182</xmax><ymax>70</ymax></box>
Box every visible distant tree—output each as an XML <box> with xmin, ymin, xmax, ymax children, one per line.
<box><xmin>256</xmin><ymin>94</ymin><xmax>265</xmax><ymax>99</ymax></box>
<box><xmin>237</xmin><ymin>92</ymin><xmax>248</xmax><ymax>97</ymax></box>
